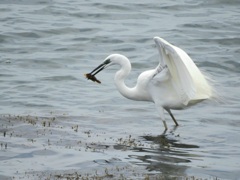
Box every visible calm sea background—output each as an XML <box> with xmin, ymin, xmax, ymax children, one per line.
<box><xmin>0</xmin><ymin>0</ymin><xmax>240</xmax><ymax>179</ymax></box>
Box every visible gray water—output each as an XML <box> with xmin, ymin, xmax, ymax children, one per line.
<box><xmin>0</xmin><ymin>0</ymin><xmax>240</xmax><ymax>179</ymax></box>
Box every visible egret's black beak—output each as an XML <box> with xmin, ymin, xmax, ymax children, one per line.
<box><xmin>90</xmin><ymin>63</ymin><xmax>106</xmax><ymax>76</ymax></box>
<box><xmin>90</xmin><ymin>58</ymin><xmax>111</xmax><ymax>75</ymax></box>
<box><xmin>84</xmin><ymin>62</ymin><xmax>106</xmax><ymax>84</ymax></box>
<box><xmin>84</xmin><ymin>59</ymin><xmax>111</xmax><ymax>84</ymax></box>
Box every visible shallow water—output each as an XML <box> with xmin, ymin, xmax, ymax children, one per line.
<box><xmin>0</xmin><ymin>0</ymin><xmax>240</xmax><ymax>179</ymax></box>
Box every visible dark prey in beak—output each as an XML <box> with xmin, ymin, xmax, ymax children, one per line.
<box><xmin>84</xmin><ymin>63</ymin><xmax>105</xmax><ymax>84</ymax></box>
<box><xmin>84</xmin><ymin>73</ymin><xmax>101</xmax><ymax>84</ymax></box>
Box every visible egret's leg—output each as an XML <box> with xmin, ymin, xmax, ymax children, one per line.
<box><xmin>166</xmin><ymin>109</ymin><xmax>179</xmax><ymax>126</ymax></box>
<box><xmin>163</xmin><ymin>120</ymin><xmax>168</xmax><ymax>130</ymax></box>
<box><xmin>156</xmin><ymin>106</ymin><xmax>168</xmax><ymax>130</ymax></box>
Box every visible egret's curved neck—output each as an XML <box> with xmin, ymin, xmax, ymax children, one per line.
<box><xmin>114</xmin><ymin>58</ymin><xmax>138</xmax><ymax>101</ymax></box>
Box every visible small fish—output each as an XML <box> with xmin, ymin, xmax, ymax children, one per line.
<box><xmin>84</xmin><ymin>73</ymin><xmax>101</xmax><ymax>84</ymax></box>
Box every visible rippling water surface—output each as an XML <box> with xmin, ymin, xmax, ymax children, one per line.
<box><xmin>1</xmin><ymin>0</ymin><xmax>240</xmax><ymax>179</ymax></box>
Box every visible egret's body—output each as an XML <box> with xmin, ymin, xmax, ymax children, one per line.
<box><xmin>87</xmin><ymin>37</ymin><xmax>212</xmax><ymax>130</ymax></box>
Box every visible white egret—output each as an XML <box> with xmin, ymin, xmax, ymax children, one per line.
<box><xmin>85</xmin><ymin>37</ymin><xmax>212</xmax><ymax>130</ymax></box>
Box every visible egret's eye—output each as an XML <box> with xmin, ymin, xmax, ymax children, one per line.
<box><xmin>104</xmin><ymin>59</ymin><xmax>111</xmax><ymax>64</ymax></box>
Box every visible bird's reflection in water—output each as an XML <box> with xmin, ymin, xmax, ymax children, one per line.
<box><xmin>115</xmin><ymin>130</ymin><xmax>200</xmax><ymax>177</ymax></box>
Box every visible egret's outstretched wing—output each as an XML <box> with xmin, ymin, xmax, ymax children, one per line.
<box><xmin>153</xmin><ymin>37</ymin><xmax>212</xmax><ymax>105</ymax></box>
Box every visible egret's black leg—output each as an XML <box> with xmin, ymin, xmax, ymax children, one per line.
<box><xmin>156</xmin><ymin>105</ymin><xmax>169</xmax><ymax>130</ymax></box>
<box><xmin>163</xmin><ymin>120</ymin><xmax>168</xmax><ymax>130</ymax></box>
<box><xmin>166</xmin><ymin>109</ymin><xmax>179</xmax><ymax>126</ymax></box>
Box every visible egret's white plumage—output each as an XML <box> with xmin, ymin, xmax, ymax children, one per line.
<box><xmin>87</xmin><ymin>37</ymin><xmax>212</xmax><ymax>130</ymax></box>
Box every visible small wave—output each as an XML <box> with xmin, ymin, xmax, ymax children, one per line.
<box><xmin>42</xmin><ymin>75</ymin><xmax>78</xmax><ymax>82</ymax></box>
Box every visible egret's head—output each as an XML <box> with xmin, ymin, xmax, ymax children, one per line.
<box><xmin>84</xmin><ymin>55</ymin><xmax>114</xmax><ymax>83</ymax></box>
<box><xmin>89</xmin><ymin>54</ymin><xmax>127</xmax><ymax>76</ymax></box>
<box><xmin>84</xmin><ymin>54</ymin><xmax>128</xmax><ymax>83</ymax></box>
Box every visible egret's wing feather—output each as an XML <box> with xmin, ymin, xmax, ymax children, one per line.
<box><xmin>153</xmin><ymin>37</ymin><xmax>212</xmax><ymax>105</ymax></box>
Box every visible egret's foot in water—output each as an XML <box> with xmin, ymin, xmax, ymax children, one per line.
<box><xmin>162</xmin><ymin>120</ymin><xmax>179</xmax><ymax>134</ymax></box>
